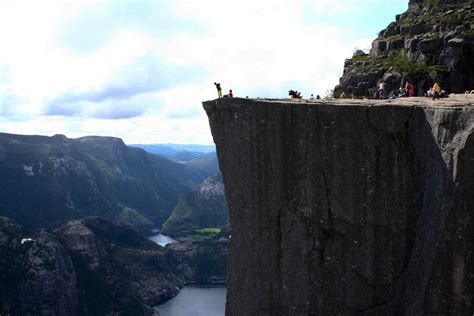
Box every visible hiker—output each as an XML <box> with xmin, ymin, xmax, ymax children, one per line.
<box><xmin>227</xmin><ymin>89</ymin><xmax>233</xmax><ymax>97</ymax></box>
<box><xmin>432</xmin><ymin>82</ymin><xmax>441</xmax><ymax>100</ymax></box>
<box><xmin>310</xmin><ymin>94</ymin><xmax>314</xmax><ymax>100</ymax></box>
<box><xmin>377</xmin><ymin>80</ymin><xmax>385</xmax><ymax>99</ymax></box>
<box><xmin>316</xmin><ymin>95</ymin><xmax>321</xmax><ymax>99</ymax></box>
<box><xmin>405</xmin><ymin>82</ymin><xmax>414</xmax><ymax>97</ymax></box>
<box><xmin>214</xmin><ymin>82</ymin><xmax>222</xmax><ymax>98</ymax></box>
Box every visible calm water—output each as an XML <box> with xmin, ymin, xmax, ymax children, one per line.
<box><xmin>155</xmin><ymin>285</ymin><xmax>226</xmax><ymax>316</ymax></box>
<box><xmin>148</xmin><ymin>233</ymin><xmax>177</xmax><ymax>247</ymax></box>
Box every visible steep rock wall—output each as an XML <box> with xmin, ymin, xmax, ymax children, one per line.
<box><xmin>203</xmin><ymin>97</ymin><xmax>473</xmax><ymax>315</ymax></box>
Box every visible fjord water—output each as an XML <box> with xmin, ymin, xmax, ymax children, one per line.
<box><xmin>155</xmin><ymin>285</ymin><xmax>226</xmax><ymax>316</ymax></box>
<box><xmin>149</xmin><ymin>234</ymin><xmax>227</xmax><ymax>315</ymax></box>
<box><xmin>148</xmin><ymin>233</ymin><xmax>177</xmax><ymax>246</ymax></box>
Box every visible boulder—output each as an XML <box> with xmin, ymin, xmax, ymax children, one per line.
<box><xmin>388</xmin><ymin>39</ymin><xmax>405</xmax><ymax>51</ymax></box>
<box><xmin>405</xmin><ymin>38</ymin><xmax>421</xmax><ymax>51</ymax></box>
<box><xmin>353</xmin><ymin>49</ymin><xmax>367</xmax><ymax>57</ymax></box>
<box><xmin>409</xmin><ymin>23</ymin><xmax>430</xmax><ymax>35</ymax></box>
<box><xmin>371</xmin><ymin>40</ymin><xmax>387</xmax><ymax>57</ymax></box>
<box><xmin>448</xmin><ymin>37</ymin><xmax>465</xmax><ymax>46</ymax></box>
<box><xmin>418</xmin><ymin>38</ymin><xmax>443</xmax><ymax>54</ymax></box>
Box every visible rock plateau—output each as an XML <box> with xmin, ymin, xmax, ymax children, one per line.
<box><xmin>204</xmin><ymin>96</ymin><xmax>473</xmax><ymax>315</ymax></box>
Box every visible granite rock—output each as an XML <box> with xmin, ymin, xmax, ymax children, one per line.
<box><xmin>204</xmin><ymin>97</ymin><xmax>474</xmax><ymax>315</ymax></box>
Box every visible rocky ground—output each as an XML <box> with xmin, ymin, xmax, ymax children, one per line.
<box><xmin>335</xmin><ymin>0</ymin><xmax>474</xmax><ymax>97</ymax></box>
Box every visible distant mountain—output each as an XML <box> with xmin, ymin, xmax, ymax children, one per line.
<box><xmin>0</xmin><ymin>133</ymin><xmax>213</xmax><ymax>231</ymax></box>
<box><xmin>130</xmin><ymin>143</ymin><xmax>217</xmax><ymax>163</ymax></box>
<box><xmin>161</xmin><ymin>175</ymin><xmax>228</xmax><ymax>236</ymax></box>
<box><xmin>130</xmin><ymin>143</ymin><xmax>220</xmax><ymax>185</ymax></box>
<box><xmin>130</xmin><ymin>143</ymin><xmax>215</xmax><ymax>155</ymax></box>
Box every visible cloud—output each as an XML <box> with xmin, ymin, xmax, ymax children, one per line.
<box><xmin>0</xmin><ymin>91</ymin><xmax>25</xmax><ymax>116</ymax></box>
<box><xmin>0</xmin><ymin>114</ymin><xmax>215</xmax><ymax>145</ymax></box>
<box><xmin>45</xmin><ymin>53</ymin><xmax>206</xmax><ymax>118</ymax></box>
<box><xmin>57</xmin><ymin>0</ymin><xmax>203</xmax><ymax>53</ymax></box>
<box><xmin>0</xmin><ymin>0</ymin><xmax>410</xmax><ymax>143</ymax></box>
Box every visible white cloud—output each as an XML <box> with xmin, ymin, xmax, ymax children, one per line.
<box><xmin>0</xmin><ymin>0</ymin><xmax>408</xmax><ymax>143</ymax></box>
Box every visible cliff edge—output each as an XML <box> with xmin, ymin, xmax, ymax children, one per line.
<box><xmin>203</xmin><ymin>96</ymin><xmax>473</xmax><ymax>315</ymax></box>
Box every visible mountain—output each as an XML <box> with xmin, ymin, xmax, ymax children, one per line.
<box><xmin>130</xmin><ymin>143</ymin><xmax>217</xmax><ymax>162</ymax></box>
<box><xmin>161</xmin><ymin>175</ymin><xmax>228</xmax><ymax>236</ymax></box>
<box><xmin>0</xmin><ymin>216</ymin><xmax>227</xmax><ymax>315</ymax></box>
<box><xmin>130</xmin><ymin>143</ymin><xmax>216</xmax><ymax>155</ymax></box>
<box><xmin>0</xmin><ymin>133</ymin><xmax>212</xmax><ymax>232</ymax></box>
<box><xmin>334</xmin><ymin>0</ymin><xmax>474</xmax><ymax>97</ymax></box>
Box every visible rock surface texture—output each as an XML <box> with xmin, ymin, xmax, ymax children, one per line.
<box><xmin>335</xmin><ymin>0</ymin><xmax>474</xmax><ymax>97</ymax></box>
<box><xmin>203</xmin><ymin>96</ymin><xmax>474</xmax><ymax>315</ymax></box>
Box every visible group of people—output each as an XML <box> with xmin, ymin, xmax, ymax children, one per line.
<box><xmin>214</xmin><ymin>82</ymin><xmax>233</xmax><ymax>98</ymax></box>
<box><xmin>385</xmin><ymin>82</ymin><xmax>415</xmax><ymax>99</ymax></box>
<box><xmin>214</xmin><ymin>83</ymin><xmax>325</xmax><ymax>100</ymax></box>
<box><xmin>379</xmin><ymin>80</ymin><xmax>446</xmax><ymax>101</ymax></box>
<box><xmin>214</xmin><ymin>81</ymin><xmax>458</xmax><ymax>101</ymax></box>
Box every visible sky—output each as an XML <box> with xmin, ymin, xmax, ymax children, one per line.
<box><xmin>0</xmin><ymin>0</ymin><xmax>407</xmax><ymax>145</ymax></box>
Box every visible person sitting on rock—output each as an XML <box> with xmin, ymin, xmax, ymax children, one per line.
<box><xmin>432</xmin><ymin>82</ymin><xmax>441</xmax><ymax>100</ymax></box>
<box><xmin>405</xmin><ymin>82</ymin><xmax>414</xmax><ymax>97</ymax></box>
<box><xmin>426</xmin><ymin>87</ymin><xmax>434</xmax><ymax>97</ymax></box>
<box><xmin>227</xmin><ymin>89</ymin><xmax>233</xmax><ymax>97</ymax></box>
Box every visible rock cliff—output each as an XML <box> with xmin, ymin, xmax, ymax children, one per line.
<box><xmin>335</xmin><ymin>0</ymin><xmax>474</xmax><ymax>97</ymax></box>
<box><xmin>203</xmin><ymin>96</ymin><xmax>474</xmax><ymax>315</ymax></box>
<box><xmin>0</xmin><ymin>215</ymin><xmax>228</xmax><ymax>315</ymax></box>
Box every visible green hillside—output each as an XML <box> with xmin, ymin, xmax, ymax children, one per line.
<box><xmin>161</xmin><ymin>175</ymin><xmax>228</xmax><ymax>237</ymax></box>
<box><xmin>0</xmin><ymin>133</ymin><xmax>211</xmax><ymax>231</ymax></box>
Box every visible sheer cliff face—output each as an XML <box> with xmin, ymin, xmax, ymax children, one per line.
<box><xmin>203</xmin><ymin>97</ymin><xmax>473</xmax><ymax>315</ymax></box>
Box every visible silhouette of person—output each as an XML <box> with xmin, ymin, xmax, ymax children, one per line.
<box><xmin>214</xmin><ymin>82</ymin><xmax>222</xmax><ymax>98</ymax></box>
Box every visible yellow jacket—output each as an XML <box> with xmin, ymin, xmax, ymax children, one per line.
<box><xmin>433</xmin><ymin>83</ymin><xmax>441</xmax><ymax>92</ymax></box>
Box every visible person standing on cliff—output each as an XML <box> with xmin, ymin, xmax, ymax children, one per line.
<box><xmin>378</xmin><ymin>80</ymin><xmax>386</xmax><ymax>99</ymax></box>
<box><xmin>432</xmin><ymin>82</ymin><xmax>441</xmax><ymax>100</ymax></box>
<box><xmin>214</xmin><ymin>82</ymin><xmax>222</xmax><ymax>98</ymax></box>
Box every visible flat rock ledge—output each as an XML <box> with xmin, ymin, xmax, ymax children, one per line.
<box><xmin>203</xmin><ymin>95</ymin><xmax>473</xmax><ymax>315</ymax></box>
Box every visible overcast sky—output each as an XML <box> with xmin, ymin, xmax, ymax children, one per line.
<box><xmin>0</xmin><ymin>0</ymin><xmax>407</xmax><ymax>144</ymax></box>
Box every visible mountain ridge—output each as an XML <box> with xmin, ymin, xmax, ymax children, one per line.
<box><xmin>0</xmin><ymin>132</ymin><xmax>213</xmax><ymax>232</ymax></box>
